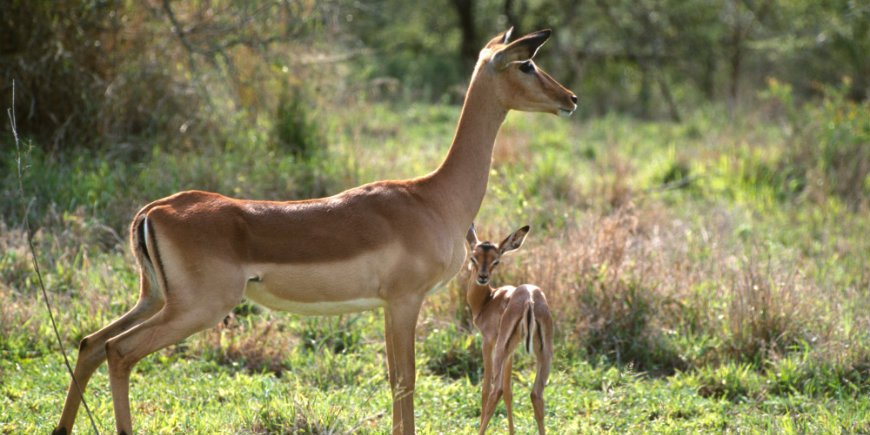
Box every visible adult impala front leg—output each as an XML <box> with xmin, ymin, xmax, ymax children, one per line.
<box><xmin>385</xmin><ymin>296</ymin><xmax>423</xmax><ymax>434</ymax></box>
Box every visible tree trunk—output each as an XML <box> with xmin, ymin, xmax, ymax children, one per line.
<box><xmin>657</xmin><ymin>71</ymin><xmax>681</xmax><ymax>122</ymax></box>
<box><xmin>702</xmin><ymin>51</ymin><xmax>716</xmax><ymax>100</ymax></box>
<box><xmin>638</xmin><ymin>62</ymin><xmax>652</xmax><ymax>118</ymax></box>
<box><xmin>729</xmin><ymin>29</ymin><xmax>742</xmax><ymax>111</ymax></box>
<box><xmin>451</xmin><ymin>0</ymin><xmax>478</xmax><ymax>72</ymax></box>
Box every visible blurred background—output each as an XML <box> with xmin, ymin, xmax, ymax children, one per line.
<box><xmin>1</xmin><ymin>1</ymin><xmax>869</xmax><ymax>432</ymax></box>
<box><xmin>2</xmin><ymin>0</ymin><xmax>867</xmax><ymax>150</ymax></box>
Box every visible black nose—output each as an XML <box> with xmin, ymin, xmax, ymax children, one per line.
<box><xmin>570</xmin><ymin>95</ymin><xmax>578</xmax><ymax>104</ymax></box>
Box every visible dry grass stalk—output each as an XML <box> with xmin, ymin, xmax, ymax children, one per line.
<box><xmin>429</xmin><ymin>201</ymin><xmax>851</xmax><ymax>373</ymax></box>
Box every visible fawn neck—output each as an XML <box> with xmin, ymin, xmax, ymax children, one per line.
<box><xmin>466</xmin><ymin>274</ymin><xmax>493</xmax><ymax>321</ymax></box>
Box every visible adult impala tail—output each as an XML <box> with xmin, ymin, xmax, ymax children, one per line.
<box><xmin>54</xmin><ymin>27</ymin><xmax>575</xmax><ymax>435</ymax></box>
<box><xmin>466</xmin><ymin>224</ymin><xmax>554</xmax><ymax>435</ymax></box>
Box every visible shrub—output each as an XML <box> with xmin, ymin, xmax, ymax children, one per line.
<box><xmin>1</xmin><ymin>1</ymin><xmax>335</xmax><ymax>154</ymax></box>
<box><xmin>692</xmin><ymin>362</ymin><xmax>763</xmax><ymax>401</ymax></box>
<box><xmin>579</xmin><ymin>278</ymin><xmax>685</xmax><ymax>374</ymax></box>
<box><xmin>0</xmin><ymin>1</ymin><xmax>206</xmax><ymax>151</ymax></box>
<box><xmin>199</xmin><ymin>316</ymin><xmax>292</xmax><ymax>377</ymax></box>
<box><xmin>724</xmin><ymin>257</ymin><xmax>810</xmax><ymax>365</ymax></box>
<box><xmin>274</xmin><ymin>89</ymin><xmax>325</xmax><ymax>161</ymax></box>
<box><xmin>299</xmin><ymin>316</ymin><xmax>364</xmax><ymax>355</ymax></box>
<box><xmin>503</xmin><ymin>206</ymin><xmax>687</xmax><ymax>374</ymax></box>
<box><xmin>423</xmin><ymin>323</ymin><xmax>483</xmax><ymax>383</ymax></box>
<box><xmin>250</xmin><ymin>400</ymin><xmax>346</xmax><ymax>434</ymax></box>
<box><xmin>764</xmin><ymin>79</ymin><xmax>870</xmax><ymax>208</ymax></box>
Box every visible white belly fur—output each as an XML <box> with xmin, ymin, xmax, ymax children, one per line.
<box><xmin>243</xmin><ymin>242</ymin><xmax>403</xmax><ymax>315</ymax></box>
<box><xmin>244</xmin><ymin>291</ymin><xmax>386</xmax><ymax>315</ymax></box>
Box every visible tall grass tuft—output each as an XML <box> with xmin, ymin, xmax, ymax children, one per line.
<box><xmin>250</xmin><ymin>399</ymin><xmax>347</xmax><ymax>434</ymax></box>
<box><xmin>724</xmin><ymin>256</ymin><xmax>810</xmax><ymax>364</ymax></box>
<box><xmin>422</xmin><ymin>322</ymin><xmax>483</xmax><ymax>383</ymax></box>
<box><xmin>567</xmin><ymin>206</ymin><xmax>684</xmax><ymax>373</ymax></box>
<box><xmin>198</xmin><ymin>315</ymin><xmax>293</xmax><ymax>377</ymax></box>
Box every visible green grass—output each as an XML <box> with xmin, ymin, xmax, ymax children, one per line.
<box><xmin>4</xmin><ymin>347</ymin><xmax>869</xmax><ymax>433</ymax></box>
<box><xmin>2</xmin><ymin>91</ymin><xmax>869</xmax><ymax>433</ymax></box>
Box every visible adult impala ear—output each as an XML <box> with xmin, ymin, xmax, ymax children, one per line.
<box><xmin>498</xmin><ymin>225</ymin><xmax>530</xmax><ymax>255</ymax></box>
<box><xmin>485</xmin><ymin>27</ymin><xmax>514</xmax><ymax>48</ymax></box>
<box><xmin>466</xmin><ymin>223</ymin><xmax>480</xmax><ymax>247</ymax></box>
<box><xmin>491</xmin><ymin>29</ymin><xmax>551</xmax><ymax>70</ymax></box>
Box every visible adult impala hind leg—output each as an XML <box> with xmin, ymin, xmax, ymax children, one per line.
<box><xmin>54</xmin><ymin>270</ymin><xmax>164</xmax><ymax>435</ymax></box>
<box><xmin>105</xmin><ymin>273</ymin><xmax>243</xmax><ymax>434</ymax></box>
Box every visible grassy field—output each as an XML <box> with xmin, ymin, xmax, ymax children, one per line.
<box><xmin>2</xmin><ymin>89</ymin><xmax>869</xmax><ymax>433</ymax></box>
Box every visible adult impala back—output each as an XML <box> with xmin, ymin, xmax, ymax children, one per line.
<box><xmin>54</xmin><ymin>28</ymin><xmax>576</xmax><ymax>435</ymax></box>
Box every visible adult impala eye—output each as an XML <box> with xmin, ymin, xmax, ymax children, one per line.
<box><xmin>519</xmin><ymin>61</ymin><xmax>534</xmax><ymax>74</ymax></box>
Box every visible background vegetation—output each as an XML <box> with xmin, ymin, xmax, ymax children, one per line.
<box><xmin>1</xmin><ymin>0</ymin><xmax>868</xmax><ymax>433</ymax></box>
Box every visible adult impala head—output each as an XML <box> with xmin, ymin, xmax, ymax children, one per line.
<box><xmin>477</xmin><ymin>28</ymin><xmax>578</xmax><ymax>117</ymax></box>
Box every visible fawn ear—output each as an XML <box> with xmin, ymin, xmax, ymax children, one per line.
<box><xmin>466</xmin><ymin>223</ymin><xmax>479</xmax><ymax>247</ymax></box>
<box><xmin>498</xmin><ymin>225</ymin><xmax>530</xmax><ymax>255</ymax></box>
<box><xmin>491</xmin><ymin>29</ymin><xmax>550</xmax><ymax>69</ymax></box>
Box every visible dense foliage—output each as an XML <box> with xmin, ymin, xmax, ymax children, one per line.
<box><xmin>2</xmin><ymin>0</ymin><xmax>867</xmax><ymax>148</ymax></box>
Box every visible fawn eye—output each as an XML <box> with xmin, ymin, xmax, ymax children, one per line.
<box><xmin>492</xmin><ymin>260</ymin><xmax>500</xmax><ymax>266</ymax></box>
<box><xmin>519</xmin><ymin>61</ymin><xmax>534</xmax><ymax>74</ymax></box>
<box><xmin>470</xmin><ymin>257</ymin><xmax>478</xmax><ymax>264</ymax></box>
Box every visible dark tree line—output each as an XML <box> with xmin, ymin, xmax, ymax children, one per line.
<box><xmin>2</xmin><ymin>0</ymin><xmax>867</xmax><ymax>150</ymax></box>
<box><xmin>435</xmin><ymin>0</ymin><xmax>869</xmax><ymax>117</ymax></box>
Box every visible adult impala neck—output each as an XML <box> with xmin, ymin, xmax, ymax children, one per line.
<box><xmin>428</xmin><ymin>72</ymin><xmax>507</xmax><ymax>228</ymax></box>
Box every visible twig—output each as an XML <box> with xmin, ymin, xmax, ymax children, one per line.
<box><xmin>9</xmin><ymin>80</ymin><xmax>101</xmax><ymax>434</ymax></box>
<box><xmin>643</xmin><ymin>174</ymin><xmax>700</xmax><ymax>194</ymax></box>
<box><xmin>295</xmin><ymin>49</ymin><xmax>372</xmax><ymax>66</ymax></box>
<box><xmin>162</xmin><ymin>0</ymin><xmax>198</xmax><ymax>72</ymax></box>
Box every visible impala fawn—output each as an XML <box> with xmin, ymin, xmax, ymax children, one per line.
<box><xmin>465</xmin><ymin>224</ymin><xmax>554</xmax><ymax>434</ymax></box>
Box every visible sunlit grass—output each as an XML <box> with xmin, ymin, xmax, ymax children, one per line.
<box><xmin>1</xmin><ymin>97</ymin><xmax>868</xmax><ymax>432</ymax></box>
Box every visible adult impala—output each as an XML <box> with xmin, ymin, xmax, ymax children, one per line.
<box><xmin>466</xmin><ymin>224</ymin><xmax>554</xmax><ymax>434</ymax></box>
<box><xmin>54</xmin><ymin>28</ymin><xmax>576</xmax><ymax>435</ymax></box>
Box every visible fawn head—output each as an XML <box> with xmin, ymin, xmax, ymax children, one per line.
<box><xmin>466</xmin><ymin>224</ymin><xmax>530</xmax><ymax>286</ymax></box>
<box><xmin>476</xmin><ymin>28</ymin><xmax>577</xmax><ymax>117</ymax></box>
